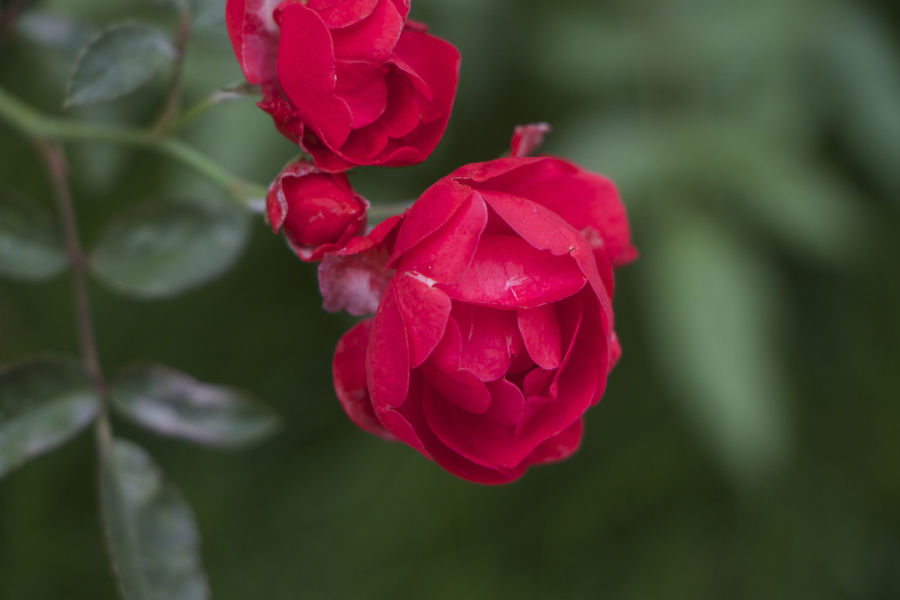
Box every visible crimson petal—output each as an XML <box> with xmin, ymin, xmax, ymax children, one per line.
<box><xmin>333</xmin><ymin>319</ymin><xmax>395</xmax><ymax>440</ymax></box>
<box><xmin>366</xmin><ymin>281</ymin><xmax>410</xmax><ymax>409</ymax></box>
<box><xmin>441</xmin><ymin>235</ymin><xmax>586</xmax><ymax>309</ymax></box>
<box><xmin>393</xmin><ymin>272</ymin><xmax>452</xmax><ymax>368</ymax></box>
<box><xmin>277</xmin><ymin>4</ymin><xmax>353</xmax><ymax>149</ymax></box>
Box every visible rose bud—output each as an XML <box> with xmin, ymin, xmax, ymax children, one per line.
<box><xmin>226</xmin><ymin>0</ymin><xmax>461</xmax><ymax>172</ymax></box>
<box><xmin>267</xmin><ymin>161</ymin><xmax>369</xmax><ymax>262</ymax></box>
<box><xmin>326</xmin><ymin>154</ymin><xmax>636</xmax><ymax>484</ymax></box>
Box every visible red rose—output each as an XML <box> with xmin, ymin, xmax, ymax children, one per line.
<box><xmin>266</xmin><ymin>161</ymin><xmax>369</xmax><ymax>262</ymax></box>
<box><xmin>226</xmin><ymin>0</ymin><xmax>461</xmax><ymax>172</ymax></box>
<box><xmin>328</xmin><ymin>153</ymin><xmax>636</xmax><ymax>483</ymax></box>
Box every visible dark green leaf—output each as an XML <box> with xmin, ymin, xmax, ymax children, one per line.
<box><xmin>110</xmin><ymin>364</ymin><xmax>280</xmax><ymax>447</ymax></box>
<box><xmin>0</xmin><ymin>357</ymin><xmax>99</xmax><ymax>478</ymax></box>
<box><xmin>89</xmin><ymin>201</ymin><xmax>250</xmax><ymax>299</ymax></box>
<box><xmin>0</xmin><ymin>189</ymin><xmax>67</xmax><ymax>282</ymax></box>
<box><xmin>65</xmin><ymin>23</ymin><xmax>177</xmax><ymax>107</ymax></box>
<box><xmin>102</xmin><ymin>439</ymin><xmax>209</xmax><ymax>600</ymax></box>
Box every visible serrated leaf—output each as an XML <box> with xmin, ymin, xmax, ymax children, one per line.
<box><xmin>110</xmin><ymin>365</ymin><xmax>280</xmax><ymax>447</ymax></box>
<box><xmin>642</xmin><ymin>212</ymin><xmax>790</xmax><ymax>485</ymax></box>
<box><xmin>0</xmin><ymin>189</ymin><xmax>67</xmax><ymax>282</ymax></box>
<box><xmin>0</xmin><ymin>357</ymin><xmax>99</xmax><ymax>478</ymax></box>
<box><xmin>89</xmin><ymin>201</ymin><xmax>250</xmax><ymax>299</ymax></box>
<box><xmin>102</xmin><ymin>439</ymin><xmax>209</xmax><ymax>600</ymax></box>
<box><xmin>66</xmin><ymin>23</ymin><xmax>177</xmax><ymax>107</ymax></box>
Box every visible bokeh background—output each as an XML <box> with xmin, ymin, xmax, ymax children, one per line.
<box><xmin>2</xmin><ymin>0</ymin><xmax>899</xmax><ymax>597</ymax></box>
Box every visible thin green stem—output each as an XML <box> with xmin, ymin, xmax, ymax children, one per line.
<box><xmin>172</xmin><ymin>83</ymin><xmax>261</xmax><ymax>132</ymax></box>
<box><xmin>152</xmin><ymin>7</ymin><xmax>191</xmax><ymax>136</ymax></box>
<box><xmin>0</xmin><ymin>86</ymin><xmax>268</xmax><ymax>204</ymax></box>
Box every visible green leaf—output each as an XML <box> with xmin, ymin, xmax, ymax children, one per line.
<box><xmin>0</xmin><ymin>357</ymin><xmax>99</xmax><ymax>479</ymax></box>
<box><xmin>641</xmin><ymin>212</ymin><xmax>790</xmax><ymax>485</ymax></box>
<box><xmin>65</xmin><ymin>23</ymin><xmax>177</xmax><ymax>107</ymax></box>
<box><xmin>110</xmin><ymin>365</ymin><xmax>280</xmax><ymax>447</ymax></box>
<box><xmin>102</xmin><ymin>439</ymin><xmax>209</xmax><ymax>600</ymax></box>
<box><xmin>89</xmin><ymin>201</ymin><xmax>250</xmax><ymax>299</ymax></box>
<box><xmin>0</xmin><ymin>188</ymin><xmax>67</xmax><ymax>282</ymax></box>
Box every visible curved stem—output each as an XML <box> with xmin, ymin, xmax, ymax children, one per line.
<box><xmin>152</xmin><ymin>7</ymin><xmax>192</xmax><ymax>136</ymax></box>
<box><xmin>172</xmin><ymin>83</ymin><xmax>261</xmax><ymax>132</ymax></box>
<box><xmin>34</xmin><ymin>139</ymin><xmax>113</xmax><ymax>452</ymax></box>
<box><xmin>0</xmin><ymin>86</ymin><xmax>268</xmax><ymax>205</ymax></box>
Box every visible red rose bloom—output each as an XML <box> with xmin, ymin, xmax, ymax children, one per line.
<box><xmin>328</xmin><ymin>154</ymin><xmax>636</xmax><ymax>484</ymax></box>
<box><xmin>226</xmin><ymin>0</ymin><xmax>461</xmax><ymax>172</ymax></box>
<box><xmin>267</xmin><ymin>161</ymin><xmax>369</xmax><ymax>262</ymax></box>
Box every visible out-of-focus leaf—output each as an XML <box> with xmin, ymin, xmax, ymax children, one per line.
<box><xmin>65</xmin><ymin>23</ymin><xmax>177</xmax><ymax>107</ymax></box>
<box><xmin>642</xmin><ymin>212</ymin><xmax>790</xmax><ymax>484</ymax></box>
<box><xmin>557</xmin><ymin>117</ymin><xmax>871</xmax><ymax>267</ymax></box>
<box><xmin>821</xmin><ymin>2</ymin><xmax>900</xmax><ymax>198</ymax></box>
<box><xmin>102</xmin><ymin>439</ymin><xmax>209</xmax><ymax>600</ymax></box>
<box><xmin>0</xmin><ymin>189</ymin><xmax>67</xmax><ymax>282</ymax></box>
<box><xmin>89</xmin><ymin>201</ymin><xmax>249</xmax><ymax>299</ymax></box>
<box><xmin>110</xmin><ymin>364</ymin><xmax>280</xmax><ymax>447</ymax></box>
<box><xmin>191</xmin><ymin>0</ymin><xmax>226</xmax><ymax>29</ymax></box>
<box><xmin>16</xmin><ymin>10</ymin><xmax>97</xmax><ymax>53</ymax></box>
<box><xmin>0</xmin><ymin>357</ymin><xmax>99</xmax><ymax>479</ymax></box>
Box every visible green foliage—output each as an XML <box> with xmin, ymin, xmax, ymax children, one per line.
<box><xmin>642</xmin><ymin>211</ymin><xmax>789</xmax><ymax>483</ymax></box>
<box><xmin>65</xmin><ymin>23</ymin><xmax>177</xmax><ymax>108</ymax></box>
<box><xmin>0</xmin><ymin>357</ymin><xmax>98</xmax><ymax>478</ymax></box>
<box><xmin>89</xmin><ymin>201</ymin><xmax>250</xmax><ymax>299</ymax></box>
<box><xmin>0</xmin><ymin>188</ymin><xmax>67</xmax><ymax>282</ymax></box>
<box><xmin>110</xmin><ymin>364</ymin><xmax>280</xmax><ymax>447</ymax></box>
<box><xmin>1</xmin><ymin>0</ymin><xmax>899</xmax><ymax>598</ymax></box>
<box><xmin>102</xmin><ymin>439</ymin><xmax>209</xmax><ymax>600</ymax></box>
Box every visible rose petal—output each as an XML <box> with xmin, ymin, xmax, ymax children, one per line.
<box><xmin>479</xmin><ymin>189</ymin><xmax>613</xmax><ymax>325</ymax></box>
<box><xmin>380</xmin><ymin>71</ymin><xmax>420</xmax><ymax>138</ymax></box>
<box><xmin>453</xmin><ymin>304</ymin><xmax>518</xmax><ymax>381</ymax></box>
<box><xmin>510</xmin><ymin>122</ymin><xmax>551</xmax><ymax>158</ymax></box>
<box><xmin>516</xmin><ymin>290</ymin><xmax>603</xmax><ymax>439</ymax></box>
<box><xmin>441</xmin><ymin>235</ymin><xmax>586</xmax><ymax>309</ymax></box>
<box><xmin>393</xmin><ymin>272</ymin><xmax>452</xmax><ymax>368</ymax></box>
<box><xmin>331</xmin><ymin>0</ymin><xmax>403</xmax><ymax>62</ymax></box>
<box><xmin>226</xmin><ymin>0</ymin><xmax>281</xmax><ymax>84</ymax></box>
<box><xmin>308</xmin><ymin>0</ymin><xmax>378</xmax><ymax>29</ymax></box>
<box><xmin>337</xmin><ymin>213</ymin><xmax>404</xmax><ymax>256</ymax></box>
<box><xmin>608</xmin><ymin>331</ymin><xmax>622</xmax><ymax>373</ymax></box>
<box><xmin>277</xmin><ymin>3</ymin><xmax>353</xmax><ymax>149</ymax></box>
<box><xmin>517</xmin><ymin>304</ymin><xmax>562</xmax><ymax>370</ymax></box>
<box><xmin>484</xmin><ymin>378</ymin><xmax>525</xmax><ymax>427</ymax></box>
<box><xmin>421</xmin><ymin>318</ymin><xmax>492</xmax><ymax>413</ymax></box>
<box><xmin>390</xmin><ymin>0</ymin><xmax>410</xmax><ymax>21</ymax></box>
<box><xmin>402</xmin><ymin>386</ymin><xmax>521</xmax><ymax>484</ymax></box>
<box><xmin>334</xmin><ymin>61</ymin><xmax>388</xmax><ymax>129</ymax></box>
<box><xmin>396</xmin><ymin>190</ymin><xmax>487</xmax><ymax>285</ymax></box>
<box><xmin>422</xmin><ymin>385</ymin><xmax>556</xmax><ymax>470</ymax></box>
<box><xmin>523</xmin><ymin>367</ymin><xmax>556</xmax><ymax>399</ymax></box>
<box><xmin>392</xmin><ymin>31</ymin><xmax>460</xmax><ymax>122</ymax></box>
<box><xmin>475</xmin><ymin>158</ymin><xmax>638</xmax><ymax>268</ymax></box>
<box><xmin>390</xmin><ymin>180</ymin><xmax>472</xmax><ymax>263</ymax></box>
<box><xmin>522</xmin><ymin>418</ymin><xmax>583</xmax><ymax>465</ymax></box>
<box><xmin>366</xmin><ymin>282</ymin><xmax>410</xmax><ymax>409</ymax></box>
<box><xmin>373</xmin><ymin>370</ymin><xmax>429</xmax><ymax>457</ymax></box>
<box><xmin>333</xmin><ymin>319</ymin><xmax>395</xmax><ymax>440</ymax></box>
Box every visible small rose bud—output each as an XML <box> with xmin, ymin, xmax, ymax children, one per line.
<box><xmin>266</xmin><ymin>161</ymin><xmax>369</xmax><ymax>262</ymax></box>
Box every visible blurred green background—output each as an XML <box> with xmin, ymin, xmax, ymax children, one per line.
<box><xmin>2</xmin><ymin>0</ymin><xmax>899</xmax><ymax>597</ymax></box>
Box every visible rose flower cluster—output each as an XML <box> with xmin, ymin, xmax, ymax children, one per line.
<box><xmin>227</xmin><ymin>0</ymin><xmax>636</xmax><ymax>483</ymax></box>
